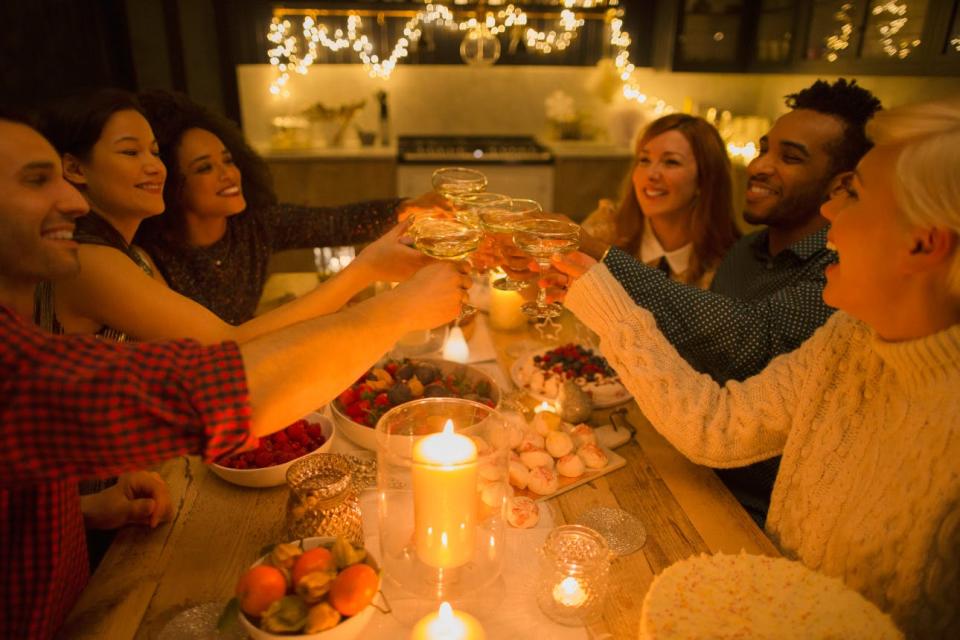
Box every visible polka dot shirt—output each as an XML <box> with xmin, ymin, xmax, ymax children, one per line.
<box><xmin>603</xmin><ymin>224</ymin><xmax>837</xmax><ymax>524</ymax></box>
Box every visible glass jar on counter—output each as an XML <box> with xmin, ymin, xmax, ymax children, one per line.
<box><xmin>286</xmin><ymin>453</ymin><xmax>363</xmax><ymax>547</ymax></box>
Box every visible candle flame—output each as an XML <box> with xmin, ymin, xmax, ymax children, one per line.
<box><xmin>442</xmin><ymin>326</ymin><xmax>470</xmax><ymax>363</ymax></box>
<box><xmin>553</xmin><ymin>576</ymin><xmax>588</xmax><ymax>607</ymax></box>
<box><xmin>534</xmin><ymin>401</ymin><xmax>556</xmax><ymax>414</ymax></box>
<box><xmin>438</xmin><ymin>601</ymin><xmax>454</xmax><ymax>620</ymax></box>
<box><xmin>442</xmin><ymin>419</ymin><xmax>455</xmax><ymax>435</ymax></box>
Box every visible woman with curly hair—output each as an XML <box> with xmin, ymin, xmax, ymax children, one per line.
<box><xmin>37</xmin><ymin>89</ymin><xmax>440</xmax><ymax>344</ymax></box>
<box><xmin>133</xmin><ymin>90</ymin><xmax>441</xmax><ymax>324</ymax></box>
<box><xmin>581</xmin><ymin>113</ymin><xmax>740</xmax><ymax>288</ymax></box>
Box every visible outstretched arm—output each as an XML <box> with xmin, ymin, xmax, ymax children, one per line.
<box><xmin>564</xmin><ymin>264</ymin><xmax>835</xmax><ymax>467</ymax></box>
<box><xmin>598</xmin><ymin>246</ymin><xmax>835</xmax><ymax>382</ymax></box>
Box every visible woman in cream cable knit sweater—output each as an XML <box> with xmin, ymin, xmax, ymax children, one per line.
<box><xmin>552</xmin><ymin>98</ymin><xmax>960</xmax><ymax>638</ymax></box>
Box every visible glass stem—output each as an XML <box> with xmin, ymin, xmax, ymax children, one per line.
<box><xmin>536</xmin><ymin>259</ymin><xmax>550</xmax><ymax>307</ymax></box>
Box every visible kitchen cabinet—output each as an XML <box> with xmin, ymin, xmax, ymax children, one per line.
<box><xmin>265</xmin><ymin>155</ymin><xmax>398</xmax><ymax>207</ymax></box>
<box><xmin>552</xmin><ymin>155</ymin><xmax>634</xmax><ymax>221</ymax></box>
<box><xmin>263</xmin><ymin>154</ymin><xmax>397</xmax><ymax>273</ymax></box>
<box><xmin>661</xmin><ymin>0</ymin><xmax>960</xmax><ymax>75</ymax></box>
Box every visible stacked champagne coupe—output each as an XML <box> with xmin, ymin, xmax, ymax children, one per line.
<box><xmin>410</xmin><ymin>167</ymin><xmax>581</xmax><ymax>322</ymax></box>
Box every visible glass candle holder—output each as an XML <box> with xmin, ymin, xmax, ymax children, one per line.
<box><xmin>537</xmin><ymin>525</ymin><xmax>610</xmax><ymax>626</ymax></box>
<box><xmin>376</xmin><ymin>398</ymin><xmax>508</xmax><ymax>599</ymax></box>
<box><xmin>286</xmin><ymin>453</ymin><xmax>363</xmax><ymax>547</ymax></box>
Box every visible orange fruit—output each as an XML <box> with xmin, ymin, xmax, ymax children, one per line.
<box><xmin>292</xmin><ymin>547</ymin><xmax>335</xmax><ymax>586</ymax></box>
<box><xmin>235</xmin><ymin>564</ymin><xmax>287</xmax><ymax>617</ymax></box>
<box><xmin>328</xmin><ymin>563</ymin><xmax>379</xmax><ymax>616</ymax></box>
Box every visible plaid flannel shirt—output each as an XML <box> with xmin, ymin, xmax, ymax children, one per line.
<box><xmin>0</xmin><ymin>306</ymin><xmax>252</xmax><ymax>640</ymax></box>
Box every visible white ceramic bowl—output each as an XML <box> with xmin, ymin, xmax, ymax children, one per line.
<box><xmin>239</xmin><ymin>537</ymin><xmax>380</xmax><ymax>640</ymax></box>
<box><xmin>330</xmin><ymin>359</ymin><xmax>501</xmax><ymax>450</ymax></box>
<box><xmin>210</xmin><ymin>412</ymin><xmax>335</xmax><ymax>488</ymax></box>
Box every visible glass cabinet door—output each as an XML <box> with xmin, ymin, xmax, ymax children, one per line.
<box><xmin>755</xmin><ymin>0</ymin><xmax>797</xmax><ymax>63</ymax></box>
<box><xmin>675</xmin><ymin>0</ymin><xmax>745</xmax><ymax>66</ymax></box>
<box><xmin>860</xmin><ymin>0</ymin><xmax>930</xmax><ymax>60</ymax></box>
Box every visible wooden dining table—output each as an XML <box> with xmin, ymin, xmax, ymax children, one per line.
<box><xmin>60</xmin><ymin>308</ymin><xmax>779</xmax><ymax>640</ymax></box>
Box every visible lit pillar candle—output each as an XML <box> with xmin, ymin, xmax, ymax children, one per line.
<box><xmin>488</xmin><ymin>280</ymin><xmax>526</xmax><ymax>331</ymax></box>
<box><xmin>412</xmin><ymin>420</ymin><xmax>478</xmax><ymax>568</ymax></box>
<box><xmin>442</xmin><ymin>326</ymin><xmax>470</xmax><ymax>363</ymax></box>
<box><xmin>410</xmin><ymin>602</ymin><xmax>486</xmax><ymax>640</ymax></box>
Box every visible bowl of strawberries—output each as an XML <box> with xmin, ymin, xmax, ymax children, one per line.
<box><xmin>331</xmin><ymin>358</ymin><xmax>500</xmax><ymax>451</ymax></box>
<box><xmin>210</xmin><ymin>412</ymin><xmax>335</xmax><ymax>488</ymax></box>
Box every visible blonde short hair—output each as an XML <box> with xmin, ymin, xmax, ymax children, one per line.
<box><xmin>867</xmin><ymin>96</ymin><xmax>960</xmax><ymax>292</ymax></box>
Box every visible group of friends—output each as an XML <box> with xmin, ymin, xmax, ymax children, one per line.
<box><xmin>0</xmin><ymin>78</ymin><xmax>957</xmax><ymax>639</ymax></box>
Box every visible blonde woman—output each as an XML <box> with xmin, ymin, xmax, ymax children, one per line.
<box><xmin>582</xmin><ymin>113</ymin><xmax>740</xmax><ymax>288</ymax></box>
<box><xmin>552</xmin><ymin>97</ymin><xmax>960</xmax><ymax>638</ymax></box>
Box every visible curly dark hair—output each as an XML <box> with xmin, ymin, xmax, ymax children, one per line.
<box><xmin>785</xmin><ymin>78</ymin><xmax>882</xmax><ymax>176</ymax></box>
<box><xmin>134</xmin><ymin>90</ymin><xmax>276</xmax><ymax>243</ymax></box>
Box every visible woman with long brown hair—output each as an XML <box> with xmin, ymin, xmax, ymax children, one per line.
<box><xmin>582</xmin><ymin>114</ymin><xmax>740</xmax><ymax>288</ymax></box>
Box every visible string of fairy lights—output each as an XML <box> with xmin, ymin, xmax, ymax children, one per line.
<box><xmin>265</xmin><ymin>0</ymin><xmax>663</xmax><ymax>112</ymax></box>
<box><xmin>824</xmin><ymin>0</ymin><xmax>921</xmax><ymax>62</ymax></box>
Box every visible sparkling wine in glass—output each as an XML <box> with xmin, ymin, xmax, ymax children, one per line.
<box><xmin>412</xmin><ymin>217</ymin><xmax>484</xmax><ymax>322</ymax></box>
<box><xmin>432</xmin><ymin>167</ymin><xmax>487</xmax><ymax>200</ymax></box>
<box><xmin>513</xmin><ymin>218</ymin><xmax>580</xmax><ymax>319</ymax></box>
<box><xmin>477</xmin><ymin>198</ymin><xmax>542</xmax><ymax>291</ymax></box>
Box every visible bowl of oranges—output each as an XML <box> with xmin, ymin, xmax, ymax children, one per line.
<box><xmin>234</xmin><ymin>536</ymin><xmax>380</xmax><ymax>639</ymax></box>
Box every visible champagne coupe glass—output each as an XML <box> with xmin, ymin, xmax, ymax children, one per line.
<box><xmin>449</xmin><ymin>191</ymin><xmax>509</xmax><ymax>227</ymax></box>
<box><xmin>432</xmin><ymin>167</ymin><xmax>488</xmax><ymax>201</ymax></box>
<box><xmin>411</xmin><ymin>216</ymin><xmax>484</xmax><ymax>323</ymax></box>
<box><xmin>477</xmin><ymin>198</ymin><xmax>543</xmax><ymax>291</ymax></box>
<box><xmin>513</xmin><ymin>218</ymin><xmax>581</xmax><ymax>320</ymax></box>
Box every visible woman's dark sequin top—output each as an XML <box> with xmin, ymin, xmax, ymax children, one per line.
<box><xmin>136</xmin><ymin>200</ymin><xmax>402</xmax><ymax>325</ymax></box>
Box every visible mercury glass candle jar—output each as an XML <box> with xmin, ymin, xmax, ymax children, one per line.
<box><xmin>537</xmin><ymin>525</ymin><xmax>611</xmax><ymax>626</ymax></box>
<box><xmin>286</xmin><ymin>453</ymin><xmax>363</xmax><ymax>547</ymax></box>
<box><xmin>376</xmin><ymin>398</ymin><xmax>508</xmax><ymax>599</ymax></box>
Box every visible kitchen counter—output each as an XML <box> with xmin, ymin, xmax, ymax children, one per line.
<box><xmin>257</xmin><ymin>140</ymin><xmax>634</xmax><ymax>161</ymax></box>
<box><xmin>257</xmin><ymin>144</ymin><xmax>398</xmax><ymax>160</ymax></box>
<box><xmin>542</xmin><ymin>139</ymin><xmax>634</xmax><ymax>159</ymax></box>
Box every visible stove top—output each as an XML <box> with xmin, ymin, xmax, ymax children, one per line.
<box><xmin>398</xmin><ymin>135</ymin><xmax>553</xmax><ymax>164</ymax></box>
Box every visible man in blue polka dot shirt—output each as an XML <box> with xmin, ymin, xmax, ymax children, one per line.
<box><xmin>579</xmin><ymin>79</ymin><xmax>882</xmax><ymax>526</ymax></box>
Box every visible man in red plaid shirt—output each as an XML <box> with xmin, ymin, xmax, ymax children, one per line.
<box><xmin>0</xmin><ymin>111</ymin><xmax>467</xmax><ymax>639</ymax></box>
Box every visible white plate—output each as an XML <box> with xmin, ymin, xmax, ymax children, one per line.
<box><xmin>509</xmin><ymin>346</ymin><xmax>631</xmax><ymax>409</ymax></box>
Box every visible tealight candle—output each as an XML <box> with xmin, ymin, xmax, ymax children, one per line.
<box><xmin>442</xmin><ymin>326</ymin><xmax>470</xmax><ymax>363</ymax></box>
<box><xmin>537</xmin><ymin>525</ymin><xmax>610</xmax><ymax>626</ymax></box>
<box><xmin>553</xmin><ymin>576</ymin><xmax>588</xmax><ymax>607</ymax></box>
<box><xmin>533</xmin><ymin>400</ymin><xmax>558</xmax><ymax>414</ymax></box>
<box><xmin>412</xmin><ymin>420</ymin><xmax>478</xmax><ymax>568</ymax></box>
<box><xmin>410</xmin><ymin>601</ymin><xmax>486</xmax><ymax>640</ymax></box>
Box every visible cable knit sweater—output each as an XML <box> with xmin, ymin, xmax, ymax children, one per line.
<box><xmin>566</xmin><ymin>265</ymin><xmax>960</xmax><ymax>639</ymax></box>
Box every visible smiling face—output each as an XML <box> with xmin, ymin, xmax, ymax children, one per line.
<box><xmin>177</xmin><ymin>128</ymin><xmax>246</xmax><ymax>220</ymax></box>
<box><xmin>67</xmin><ymin>109</ymin><xmax>166</xmax><ymax>220</ymax></box>
<box><xmin>744</xmin><ymin>109</ymin><xmax>844</xmax><ymax>229</ymax></box>
<box><xmin>0</xmin><ymin>121</ymin><xmax>89</xmax><ymax>283</ymax></box>
<box><xmin>633</xmin><ymin>129</ymin><xmax>699</xmax><ymax>223</ymax></box>
<box><xmin>820</xmin><ymin>144</ymin><xmax>915</xmax><ymax>324</ymax></box>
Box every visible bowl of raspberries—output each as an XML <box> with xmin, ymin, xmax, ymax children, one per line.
<box><xmin>210</xmin><ymin>413</ymin><xmax>335</xmax><ymax>488</ymax></box>
<box><xmin>331</xmin><ymin>358</ymin><xmax>500</xmax><ymax>451</ymax></box>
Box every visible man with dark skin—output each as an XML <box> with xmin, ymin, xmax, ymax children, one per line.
<box><xmin>557</xmin><ymin>80</ymin><xmax>882</xmax><ymax>524</ymax></box>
